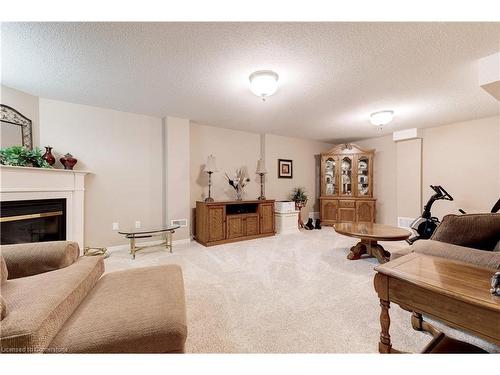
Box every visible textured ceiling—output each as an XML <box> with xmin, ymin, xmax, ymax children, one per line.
<box><xmin>1</xmin><ymin>22</ymin><xmax>499</xmax><ymax>142</ymax></box>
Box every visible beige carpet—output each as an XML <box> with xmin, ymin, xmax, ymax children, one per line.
<box><xmin>104</xmin><ymin>230</ymin><xmax>499</xmax><ymax>353</ymax></box>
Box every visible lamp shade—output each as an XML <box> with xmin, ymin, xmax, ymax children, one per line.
<box><xmin>256</xmin><ymin>159</ymin><xmax>267</xmax><ymax>174</ymax></box>
<box><xmin>204</xmin><ymin>155</ymin><xmax>217</xmax><ymax>173</ymax></box>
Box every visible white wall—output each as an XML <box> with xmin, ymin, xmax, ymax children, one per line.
<box><xmin>357</xmin><ymin>115</ymin><xmax>500</xmax><ymax>225</ymax></box>
<box><xmin>421</xmin><ymin>116</ymin><xmax>499</xmax><ymax>218</ymax></box>
<box><xmin>165</xmin><ymin>116</ymin><xmax>190</xmax><ymax>240</ymax></box>
<box><xmin>38</xmin><ymin>98</ymin><xmax>164</xmax><ymax>247</ymax></box>
<box><xmin>189</xmin><ymin>123</ymin><xmax>332</xmax><ymax>231</ymax></box>
<box><xmin>190</xmin><ymin>122</ymin><xmax>262</xmax><ymax>204</ymax></box>
<box><xmin>264</xmin><ymin>134</ymin><xmax>333</xmax><ymax>219</ymax></box>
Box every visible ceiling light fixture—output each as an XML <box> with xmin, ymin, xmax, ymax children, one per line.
<box><xmin>370</xmin><ymin>110</ymin><xmax>394</xmax><ymax>128</ymax></box>
<box><xmin>249</xmin><ymin>70</ymin><xmax>279</xmax><ymax>101</ymax></box>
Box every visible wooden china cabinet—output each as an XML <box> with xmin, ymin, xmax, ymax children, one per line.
<box><xmin>320</xmin><ymin>143</ymin><xmax>376</xmax><ymax>225</ymax></box>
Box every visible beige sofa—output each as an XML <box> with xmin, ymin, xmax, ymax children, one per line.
<box><xmin>0</xmin><ymin>241</ymin><xmax>187</xmax><ymax>353</ymax></box>
<box><xmin>391</xmin><ymin>213</ymin><xmax>500</xmax><ymax>270</ymax></box>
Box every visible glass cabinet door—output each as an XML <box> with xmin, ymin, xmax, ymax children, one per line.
<box><xmin>340</xmin><ymin>156</ymin><xmax>353</xmax><ymax>196</ymax></box>
<box><xmin>357</xmin><ymin>155</ymin><xmax>370</xmax><ymax>197</ymax></box>
<box><xmin>324</xmin><ymin>157</ymin><xmax>337</xmax><ymax>195</ymax></box>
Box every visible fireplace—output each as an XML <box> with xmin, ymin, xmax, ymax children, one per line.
<box><xmin>0</xmin><ymin>199</ymin><xmax>66</xmax><ymax>244</ymax></box>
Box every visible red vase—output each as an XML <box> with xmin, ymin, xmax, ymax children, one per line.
<box><xmin>42</xmin><ymin>146</ymin><xmax>56</xmax><ymax>166</ymax></box>
<box><xmin>60</xmin><ymin>153</ymin><xmax>78</xmax><ymax>170</ymax></box>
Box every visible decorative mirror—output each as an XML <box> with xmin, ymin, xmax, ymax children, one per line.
<box><xmin>0</xmin><ymin>104</ymin><xmax>33</xmax><ymax>150</ymax></box>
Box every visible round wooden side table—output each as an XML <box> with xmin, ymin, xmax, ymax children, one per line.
<box><xmin>334</xmin><ymin>222</ymin><xmax>411</xmax><ymax>263</ymax></box>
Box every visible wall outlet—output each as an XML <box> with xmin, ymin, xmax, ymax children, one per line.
<box><xmin>112</xmin><ymin>222</ymin><xmax>119</xmax><ymax>231</ymax></box>
<box><xmin>135</xmin><ymin>221</ymin><xmax>141</xmax><ymax>229</ymax></box>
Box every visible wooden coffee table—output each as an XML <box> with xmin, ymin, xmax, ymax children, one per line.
<box><xmin>334</xmin><ymin>222</ymin><xmax>411</xmax><ymax>263</ymax></box>
<box><xmin>374</xmin><ymin>253</ymin><xmax>499</xmax><ymax>353</ymax></box>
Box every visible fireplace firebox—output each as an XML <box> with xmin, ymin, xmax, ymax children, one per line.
<box><xmin>0</xmin><ymin>199</ymin><xmax>66</xmax><ymax>244</ymax></box>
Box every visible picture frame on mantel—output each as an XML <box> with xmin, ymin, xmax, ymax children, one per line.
<box><xmin>278</xmin><ymin>159</ymin><xmax>293</xmax><ymax>179</ymax></box>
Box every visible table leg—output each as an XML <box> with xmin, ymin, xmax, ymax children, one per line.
<box><xmin>347</xmin><ymin>241</ymin><xmax>367</xmax><ymax>260</ymax></box>
<box><xmin>130</xmin><ymin>236</ymin><xmax>136</xmax><ymax>260</ymax></box>
<box><xmin>411</xmin><ymin>311</ymin><xmax>442</xmax><ymax>337</ymax></box>
<box><xmin>370</xmin><ymin>241</ymin><xmax>391</xmax><ymax>264</ymax></box>
<box><xmin>379</xmin><ymin>299</ymin><xmax>392</xmax><ymax>353</ymax></box>
<box><xmin>167</xmin><ymin>231</ymin><xmax>173</xmax><ymax>253</ymax></box>
<box><xmin>297</xmin><ymin>208</ymin><xmax>305</xmax><ymax>229</ymax></box>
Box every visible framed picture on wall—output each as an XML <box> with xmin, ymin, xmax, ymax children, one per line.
<box><xmin>278</xmin><ymin>159</ymin><xmax>293</xmax><ymax>179</ymax></box>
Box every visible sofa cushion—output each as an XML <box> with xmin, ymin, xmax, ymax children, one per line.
<box><xmin>389</xmin><ymin>247</ymin><xmax>413</xmax><ymax>262</ymax></box>
<box><xmin>407</xmin><ymin>240</ymin><xmax>500</xmax><ymax>270</ymax></box>
<box><xmin>2</xmin><ymin>241</ymin><xmax>80</xmax><ymax>279</ymax></box>
<box><xmin>1</xmin><ymin>255</ymin><xmax>7</xmax><ymax>285</ymax></box>
<box><xmin>0</xmin><ymin>256</ymin><xmax>104</xmax><ymax>353</ymax></box>
<box><xmin>47</xmin><ymin>264</ymin><xmax>187</xmax><ymax>353</ymax></box>
<box><xmin>431</xmin><ymin>213</ymin><xmax>500</xmax><ymax>251</ymax></box>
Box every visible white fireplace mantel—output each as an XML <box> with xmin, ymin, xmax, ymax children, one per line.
<box><xmin>0</xmin><ymin>165</ymin><xmax>90</xmax><ymax>249</ymax></box>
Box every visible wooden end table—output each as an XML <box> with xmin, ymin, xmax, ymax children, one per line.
<box><xmin>334</xmin><ymin>222</ymin><xmax>411</xmax><ymax>263</ymax></box>
<box><xmin>374</xmin><ymin>253</ymin><xmax>500</xmax><ymax>353</ymax></box>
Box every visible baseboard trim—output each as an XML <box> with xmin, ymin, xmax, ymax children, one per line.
<box><xmin>107</xmin><ymin>238</ymin><xmax>192</xmax><ymax>253</ymax></box>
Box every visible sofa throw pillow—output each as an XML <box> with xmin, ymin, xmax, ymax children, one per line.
<box><xmin>431</xmin><ymin>213</ymin><xmax>500</xmax><ymax>251</ymax></box>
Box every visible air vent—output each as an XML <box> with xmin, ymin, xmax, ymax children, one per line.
<box><xmin>397</xmin><ymin>217</ymin><xmax>415</xmax><ymax>229</ymax></box>
<box><xmin>171</xmin><ymin>219</ymin><xmax>188</xmax><ymax>228</ymax></box>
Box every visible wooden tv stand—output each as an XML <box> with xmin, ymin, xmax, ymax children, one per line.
<box><xmin>195</xmin><ymin>200</ymin><xmax>275</xmax><ymax>247</ymax></box>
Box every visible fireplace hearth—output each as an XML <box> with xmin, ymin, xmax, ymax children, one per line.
<box><xmin>0</xmin><ymin>199</ymin><xmax>66</xmax><ymax>244</ymax></box>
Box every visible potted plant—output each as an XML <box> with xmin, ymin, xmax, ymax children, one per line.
<box><xmin>0</xmin><ymin>146</ymin><xmax>52</xmax><ymax>168</ymax></box>
<box><xmin>290</xmin><ymin>186</ymin><xmax>308</xmax><ymax>208</ymax></box>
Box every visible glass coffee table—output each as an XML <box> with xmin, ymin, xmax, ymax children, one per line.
<box><xmin>334</xmin><ymin>222</ymin><xmax>411</xmax><ymax>263</ymax></box>
<box><xmin>118</xmin><ymin>225</ymin><xmax>180</xmax><ymax>259</ymax></box>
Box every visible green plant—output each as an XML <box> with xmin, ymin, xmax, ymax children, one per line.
<box><xmin>0</xmin><ymin>146</ymin><xmax>51</xmax><ymax>168</ymax></box>
<box><xmin>290</xmin><ymin>187</ymin><xmax>308</xmax><ymax>204</ymax></box>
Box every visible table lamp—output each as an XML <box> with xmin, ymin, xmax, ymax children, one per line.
<box><xmin>204</xmin><ymin>155</ymin><xmax>217</xmax><ymax>202</ymax></box>
<box><xmin>256</xmin><ymin>159</ymin><xmax>268</xmax><ymax>200</ymax></box>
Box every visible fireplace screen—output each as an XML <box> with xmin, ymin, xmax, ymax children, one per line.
<box><xmin>0</xmin><ymin>199</ymin><xmax>66</xmax><ymax>244</ymax></box>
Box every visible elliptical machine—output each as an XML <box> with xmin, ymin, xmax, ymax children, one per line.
<box><xmin>407</xmin><ymin>185</ymin><xmax>454</xmax><ymax>244</ymax></box>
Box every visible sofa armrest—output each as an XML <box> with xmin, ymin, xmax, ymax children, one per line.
<box><xmin>0</xmin><ymin>241</ymin><xmax>80</xmax><ymax>279</ymax></box>
<box><xmin>431</xmin><ymin>213</ymin><xmax>500</xmax><ymax>251</ymax></box>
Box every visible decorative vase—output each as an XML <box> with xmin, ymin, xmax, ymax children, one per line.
<box><xmin>42</xmin><ymin>146</ymin><xmax>56</xmax><ymax>166</ymax></box>
<box><xmin>60</xmin><ymin>153</ymin><xmax>78</xmax><ymax>170</ymax></box>
<box><xmin>235</xmin><ymin>189</ymin><xmax>243</xmax><ymax>201</ymax></box>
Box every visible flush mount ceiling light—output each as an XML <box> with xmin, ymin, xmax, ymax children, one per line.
<box><xmin>249</xmin><ymin>70</ymin><xmax>279</xmax><ymax>101</ymax></box>
<box><xmin>370</xmin><ymin>110</ymin><xmax>394</xmax><ymax>127</ymax></box>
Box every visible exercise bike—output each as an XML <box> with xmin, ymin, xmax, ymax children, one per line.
<box><xmin>407</xmin><ymin>185</ymin><xmax>454</xmax><ymax>244</ymax></box>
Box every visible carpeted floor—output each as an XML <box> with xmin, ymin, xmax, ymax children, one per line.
<box><xmin>104</xmin><ymin>230</ymin><xmax>499</xmax><ymax>353</ymax></box>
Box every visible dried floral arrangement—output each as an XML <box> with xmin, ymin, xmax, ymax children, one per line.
<box><xmin>225</xmin><ymin>169</ymin><xmax>251</xmax><ymax>200</ymax></box>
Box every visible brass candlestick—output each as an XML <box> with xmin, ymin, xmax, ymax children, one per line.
<box><xmin>256</xmin><ymin>159</ymin><xmax>267</xmax><ymax>200</ymax></box>
<box><xmin>205</xmin><ymin>171</ymin><xmax>214</xmax><ymax>203</ymax></box>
